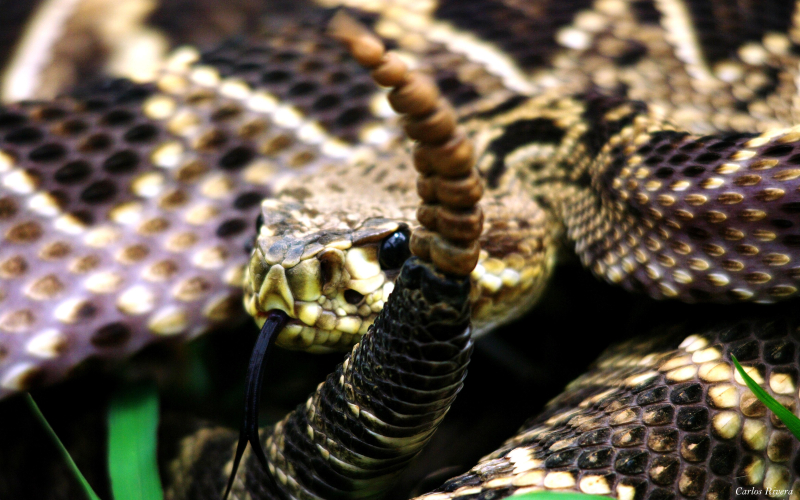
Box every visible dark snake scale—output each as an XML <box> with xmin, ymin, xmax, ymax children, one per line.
<box><xmin>3</xmin><ymin>1</ymin><xmax>800</xmax><ymax>500</ymax></box>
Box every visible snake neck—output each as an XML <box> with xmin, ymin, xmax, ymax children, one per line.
<box><xmin>166</xmin><ymin>257</ymin><xmax>474</xmax><ymax>500</ymax></box>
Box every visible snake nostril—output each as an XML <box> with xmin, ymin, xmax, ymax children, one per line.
<box><xmin>318</xmin><ymin>249</ymin><xmax>345</xmax><ymax>295</ymax></box>
<box><xmin>344</xmin><ymin>289</ymin><xmax>364</xmax><ymax>304</ymax></box>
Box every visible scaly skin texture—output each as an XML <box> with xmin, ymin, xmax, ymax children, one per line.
<box><xmin>417</xmin><ymin>308</ymin><xmax>800</xmax><ymax>500</ymax></box>
<box><xmin>0</xmin><ymin>4</ymin><xmax>552</xmax><ymax>396</ymax></box>
<box><xmin>2</xmin><ymin>1</ymin><xmax>800</xmax><ymax>500</ymax></box>
<box><xmin>167</xmin><ymin>258</ymin><xmax>473</xmax><ymax>500</ymax></box>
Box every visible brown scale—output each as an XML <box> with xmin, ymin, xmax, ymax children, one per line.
<box><xmin>197</xmin><ymin>13</ymin><xmax>383</xmax><ymax>143</ymax></box>
<box><xmin>0</xmin><ymin>82</ymin><xmax>158</xmax><ymax>220</ymax></box>
<box><xmin>194</xmin><ymin>10</ymin><xmax>509</xmax><ymax>148</ymax></box>
<box><xmin>0</xmin><ymin>68</ymin><xmax>340</xmax><ymax>396</ymax></box>
<box><xmin>328</xmin><ymin>11</ymin><xmax>483</xmax><ymax>277</ymax></box>
<box><xmin>417</xmin><ymin>308</ymin><xmax>800</xmax><ymax>500</ymax></box>
<box><xmin>565</xmin><ymin>99</ymin><xmax>800</xmax><ymax>303</ymax></box>
<box><xmin>675</xmin><ymin>0</ymin><xmax>794</xmax><ymax>67</ymax></box>
<box><xmin>433</xmin><ymin>0</ymin><xmax>594</xmax><ymax>71</ymax></box>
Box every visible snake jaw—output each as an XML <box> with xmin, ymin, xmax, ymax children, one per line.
<box><xmin>244</xmin><ymin>202</ymin><xmax>411</xmax><ymax>350</ymax></box>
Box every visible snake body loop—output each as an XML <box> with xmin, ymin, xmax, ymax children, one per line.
<box><xmin>417</xmin><ymin>308</ymin><xmax>800</xmax><ymax>500</ymax></box>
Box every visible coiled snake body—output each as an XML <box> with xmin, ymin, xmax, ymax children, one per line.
<box><xmin>2</xmin><ymin>1</ymin><xmax>800</xmax><ymax>499</ymax></box>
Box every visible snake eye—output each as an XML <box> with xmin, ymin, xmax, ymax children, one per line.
<box><xmin>379</xmin><ymin>228</ymin><xmax>411</xmax><ymax>270</ymax></box>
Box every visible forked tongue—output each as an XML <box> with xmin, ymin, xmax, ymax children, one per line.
<box><xmin>223</xmin><ymin>310</ymin><xmax>288</xmax><ymax>500</ymax></box>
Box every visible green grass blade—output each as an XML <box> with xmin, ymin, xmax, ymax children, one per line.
<box><xmin>25</xmin><ymin>394</ymin><xmax>103</xmax><ymax>500</ymax></box>
<box><xmin>731</xmin><ymin>354</ymin><xmax>800</xmax><ymax>440</ymax></box>
<box><xmin>512</xmin><ymin>492</ymin><xmax>611</xmax><ymax>500</ymax></box>
<box><xmin>107</xmin><ymin>380</ymin><xmax>164</xmax><ymax>500</ymax></box>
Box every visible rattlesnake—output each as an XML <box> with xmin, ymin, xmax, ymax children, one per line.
<box><xmin>2</xmin><ymin>1</ymin><xmax>800</xmax><ymax>500</ymax></box>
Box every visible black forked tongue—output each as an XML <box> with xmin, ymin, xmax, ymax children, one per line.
<box><xmin>223</xmin><ymin>310</ymin><xmax>289</xmax><ymax>500</ymax></box>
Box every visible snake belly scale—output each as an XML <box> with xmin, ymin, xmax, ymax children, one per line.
<box><xmin>2</xmin><ymin>1</ymin><xmax>800</xmax><ymax>500</ymax></box>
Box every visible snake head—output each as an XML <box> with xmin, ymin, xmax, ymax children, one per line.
<box><xmin>243</xmin><ymin>172</ymin><xmax>419</xmax><ymax>351</ymax></box>
<box><xmin>242</xmin><ymin>164</ymin><xmax>556</xmax><ymax>350</ymax></box>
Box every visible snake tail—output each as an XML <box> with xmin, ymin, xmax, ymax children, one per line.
<box><xmin>328</xmin><ymin>10</ymin><xmax>483</xmax><ymax>277</ymax></box>
<box><xmin>167</xmin><ymin>257</ymin><xmax>473</xmax><ymax>500</ymax></box>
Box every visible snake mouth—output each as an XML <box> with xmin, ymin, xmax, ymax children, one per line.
<box><xmin>248</xmin><ymin>279</ymin><xmax>394</xmax><ymax>352</ymax></box>
<box><xmin>250</xmin><ymin>313</ymin><xmax>380</xmax><ymax>352</ymax></box>
<box><xmin>247</xmin><ymin>261</ymin><xmax>397</xmax><ymax>351</ymax></box>
<box><xmin>244</xmin><ymin>223</ymin><xmax>402</xmax><ymax>352</ymax></box>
